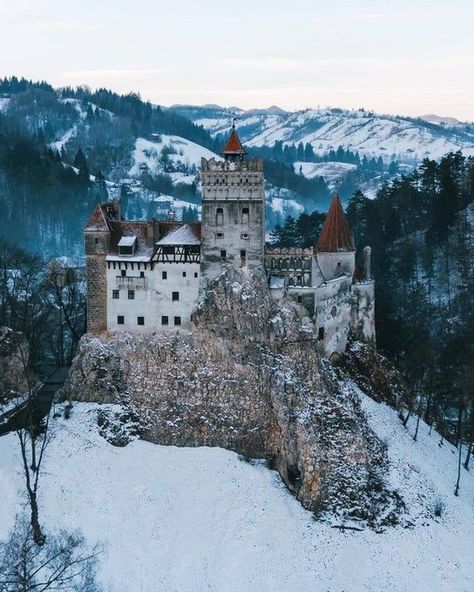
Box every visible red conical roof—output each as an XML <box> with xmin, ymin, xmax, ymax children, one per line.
<box><xmin>222</xmin><ymin>124</ymin><xmax>245</xmax><ymax>156</ymax></box>
<box><xmin>316</xmin><ymin>194</ymin><xmax>355</xmax><ymax>252</ymax></box>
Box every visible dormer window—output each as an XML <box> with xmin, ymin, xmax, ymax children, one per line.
<box><xmin>118</xmin><ymin>235</ymin><xmax>137</xmax><ymax>256</ymax></box>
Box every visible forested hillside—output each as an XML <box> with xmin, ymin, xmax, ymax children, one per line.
<box><xmin>272</xmin><ymin>152</ymin><xmax>474</xmax><ymax>442</ymax></box>
<box><xmin>0</xmin><ymin>78</ymin><xmax>331</xmax><ymax>257</ymax></box>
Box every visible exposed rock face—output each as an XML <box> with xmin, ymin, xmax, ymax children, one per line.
<box><xmin>338</xmin><ymin>341</ymin><xmax>412</xmax><ymax>409</ymax></box>
<box><xmin>0</xmin><ymin>327</ymin><xmax>29</xmax><ymax>402</ymax></box>
<box><xmin>62</xmin><ymin>267</ymin><xmax>403</xmax><ymax>526</ymax></box>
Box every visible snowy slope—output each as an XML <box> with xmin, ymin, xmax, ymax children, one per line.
<box><xmin>1</xmin><ymin>395</ymin><xmax>473</xmax><ymax>592</ymax></box>
<box><xmin>294</xmin><ymin>161</ymin><xmax>357</xmax><ymax>185</ymax></box>
<box><xmin>129</xmin><ymin>135</ymin><xmax>219</xmax><ymax>178</ymax></box>
<box><xmin>172</xmin><ymin>105</ymin><xmax>474</xmax><ymax>164</ymax></box>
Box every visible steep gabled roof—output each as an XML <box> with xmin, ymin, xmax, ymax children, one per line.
<box><xmin>156</xmin><ymin>223</ymin><xmax>201</xmax><ymax>246</ymax></box>
<box><xmin>222</xmin><ymin>125</ymin><xmax>245</xmax><ymax>156</ymax></box>
<box><xmin>316</xmin><ymin>194</ymin><xmax>355</xmax><ymax>252</ymax></box>
<box><xmin>84</xmin><ymin>204</ymin><xmax>110</xmax><ymax>232</ymax></box>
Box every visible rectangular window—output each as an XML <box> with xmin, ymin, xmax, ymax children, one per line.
<box><xmin>182</xmin><ymin>271</ymin><xmax>187</xmax><ymax>278</ymax></box>
<box><xmin>174</xmin><ymin>316</ymin><xmax>181</xmax><ymax>326</ymax></box>
<box><xmin>194</xmin><ymin>272</ymin><xmax>198</xmax><ymax>278</ymax></box>
<box><xmin>140</xmin><ymin>271</ymin><xmax>145</xmax><ymax>278</ymax></box>
<box><xmin>241</xmin><ymin>233</ymin><xmax>249</xmax><ymax>240</ymax></box>
<box><xmin>128</xmin><ymin>289</ymin><xmax>135</xmax><ymax>300</ymax></box>
<box><xmin>220</xmin><ymin>249</ymin><xmax>227</xmax><ymax>261</ymax></box>
<box><xmin>112</xmin><ymin>290</ymin><xmax>119</xmax><ymax>299</ymax></box>
<box><xmin>162</xmin><ymin>315</ymin><xmax>169</xmax><ymax>326</ymax></box>
<box><xmin>117</xmin><ymin>315</ymin><xmax>124</xmax><ymax>325</ymax></box>
<box><xmin>137</xmin><ymin>316</ymin><xmax>144</xmax><ymax>326</ymax></box>
<box><xmin>172</xmin><ymin>291</ymin><xmax>179</xmax><ymax>301</ymax></box>
<box><xmin>297</xmin><ymin>295</ymin><xmax>303</xmax><ymax>304</ymax></box>
<box><xmin>216</xmin><ymin>232</ymin><xmax>224</xmax><ymax>239</ymax></box>
<box><xmin>94</xmin><ymin>237</ymin><xmax>99</xmax><ymax>245</ymax></box>
<box><xmin>318</xmin><ymin>327</ymin><xmax>325</xmax><ymax>340</ymax></box>
<box><xmin>121</xmin><ymin>270</ymin><xmax>126</xmax><ymax>277</ymax></box>
<box><xmin>240</xmin><ymin>250</ymin><xmax>246</xmax><ymax>260</ymax></box>
<box><xmin>162</xmin><ymin>271</ymin><xmax>167</xmax><ymax>280</ymax></box>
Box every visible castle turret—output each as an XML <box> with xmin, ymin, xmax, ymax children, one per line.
<box><xmin>200</xmin><ymin>124</ymin><xmax>265</xmax><ymax>288</ymax></box>
<box><xmin>84</xmin><ymin>202</ymin><xmax>119</xmax><ymax>333</ymax></box>
<box><xmin>315</xmin><ymin>193</ymin><xmax>355</xmax><ymax>281</ymax></box>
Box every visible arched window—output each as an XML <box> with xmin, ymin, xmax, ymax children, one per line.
<box><xmin>242</xmin><ymin>207</ymin><xmax>249</xmax><ymax>224</ymax></box>
<box><xmin>216</xmin><ymin>207</ymin><xmax>224</xmax><ymax>226</ymax></box>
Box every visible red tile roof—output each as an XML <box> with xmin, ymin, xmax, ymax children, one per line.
<box><xmin>222</xmin><ymin>126</ymin><xmax>245</xmax><ymax>155</ymax></box>
<box><xmin>316</xmin><ymin>194</ymin><xmax>355</xmax><ymax>252</ymax></box>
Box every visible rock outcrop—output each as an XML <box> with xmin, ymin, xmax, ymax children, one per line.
<box><xmin>61</xmin><ymin>267</ymin><xmax>404</xmax><ymax>526</ymax></box>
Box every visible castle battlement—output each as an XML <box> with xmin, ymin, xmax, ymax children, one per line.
<box><xmin>200</xmin><ymin>157</ymin><xmax>263</xmax><ymax>172</ymax></box>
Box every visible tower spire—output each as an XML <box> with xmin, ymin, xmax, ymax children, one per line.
<box><xmin>316</xmin><ymin>193</ymin><xmax>355</xmax><ymax>252</ymax></box>
<box><xmin>222</xmin><ymin>121</ymin><xmax>245</xmax><ymax>161</ymax></box>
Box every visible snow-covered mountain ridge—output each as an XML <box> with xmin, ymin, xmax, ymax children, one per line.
<box><xmin>171</xmin><ymin>104</ymin><xmax>474</xmax><ymax>164</ymax></box>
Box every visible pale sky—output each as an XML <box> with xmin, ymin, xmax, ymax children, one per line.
<box><xmin>1</xmin><ymin>0</ymin><xmax>473</xmax><ymax>120</ymax></box>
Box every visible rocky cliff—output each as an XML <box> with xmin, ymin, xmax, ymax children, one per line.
<box><xmin>61</xmin><ymin>267</ymin><xmax>404</xmax><ymax>526</ymax></box>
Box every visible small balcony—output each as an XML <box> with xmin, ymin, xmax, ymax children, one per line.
<box><xmin>116</xmin><ymin>276</ymin><xmax>146</xmax><ymax>289</ymax></box>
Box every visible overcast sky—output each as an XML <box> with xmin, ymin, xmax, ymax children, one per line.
<box><xmin>1</xmin><ymin>0</ymin><xmax>473</xmax><ymax>119</ymax></box>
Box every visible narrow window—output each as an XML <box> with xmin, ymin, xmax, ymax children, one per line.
<box><xmin>174</xmin><ymin>316</ymin><xmax>181</xmax><ymax>326</ymax></box>
<box><xmin>216</xmin><ymin>207</ymin><xmax>224</xmax><ymax>226</ymax></box>
<box><xmin>242</xmin><ymin>207</ymin><xmax>249</xmax><ymax>224</ymax></box>
<box><xmin>162</xmin><ymin>316</ymin><xmax>169</xmax><ymax>326</ymax></box>
<box><xmin>140</xmin><ymin>271</ymin><xmax>145</xmax><ymax>278</ymax></box>
<box><xmin>240</xmin><ymin>249</ymin><xmax>246</xmax><ymax>261</ymax></box>
<box><xmin>162</xmin><ymin>271</ymin><xmax>167</xmax><ymax>280</ymax></box>
<box><xmin>137</xmin><ymin>316</ymin><xmax>145</xmax><ymax>326</ymax></box>
<box><xmin>172</xmin><ymin>291</ymin><xmax>179</xmax><ymax>301</ymax></box>
<box><xmin>297</xmin><ymin>295</ymin><xmax>303</xmax><ymax>304</ymax></box>
<box><xmin>182</xmin><ymin>271</ymin><xmax>186</xmax><ymax>278</ymax></box>
<box><xmin>121</xmin><ymin>270</ymin><xmax>126</xmax><ymax>277</ymax></box>
<box><xmin>194</xmin><ymin>272</ymin><xmax>198</xmax><ymax>278</ymax></box>
<box><xmin>112</xmin><ymin>290</ymin><xmax>119</xmax><ymax>299</ymax></box>
<box><xmin>94</xmin><ymin>237</ymin><xmax>99</xmax><ymax>245</ymax></box>
<box><xmin>117</xmin><ymin>315</ymin><xmax>124</xmax><ymax>325</ymax></box>
<box><xmin>318</xmin><ymin>327</ymin><xmax>325</xmax><ymax>340</ymax></box>
<box><xmin>220</xmin><ymin>249</ymin><xmax>227</xmax><ymax>261</ymax></box>
<box><xmin>128</xmin><ymin>290</ymin><xmax>135</xmax><ymax>300</ymax></box>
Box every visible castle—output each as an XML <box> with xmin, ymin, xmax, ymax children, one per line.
<box><xmin>84</xmin><ymin>125</ymin><xmax>375</xmax><ymax>360</ymax></box>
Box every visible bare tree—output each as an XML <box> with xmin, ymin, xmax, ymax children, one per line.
<box><xmin>13</xmin><ymin>343</ymin><xmax>50</xmax><ymax>546</ymax></box>
<box><xmin>0</xmin><ymin>515</ymin><xmax>101</xmax><ymax>592</ymax></box>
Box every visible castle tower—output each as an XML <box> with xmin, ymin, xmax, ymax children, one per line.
<box><xmin>199</xmin><ymin>124</ymin><xmax>265</xmax><ymax>287</ymax></box>
<box><xmin>315</xmin><ymin>193</ymin><xmax>355</xmax><ymax>281</ymax></box>
<box><xmin>83</xmin><ymin>202</ymin><xmax>118</xmax><ymax>333</ymax></box>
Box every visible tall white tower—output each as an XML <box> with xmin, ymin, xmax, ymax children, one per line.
<box><xmin>199</xmin><ymin>124</ymin><xmax>265</xmax><ymax>288</ymax></box>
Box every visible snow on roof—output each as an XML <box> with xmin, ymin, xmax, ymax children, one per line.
<box><xmin>269</xmin><ymin>276</ymin><xmax>285</xmax><ymax>289</ymax></box>
<box><xmin>156</xmin><ymin>224</ymin><xmax>200</xmax><ymax>246</ymax></box>
<box><xmin>118</xmin><ymin>235</ymin><xmax>137</xmax><ymax>247</ymax></box>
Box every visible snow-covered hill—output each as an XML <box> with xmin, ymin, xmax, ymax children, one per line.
<box><xmin>1</xmin><ymin>394</ymin><xmax>472</xmax><ymax>592</ymax></box>
<box><xmin>172</xmin><ymin>104</ymin><xmax>474</xmax><ymax>164</ymax></box>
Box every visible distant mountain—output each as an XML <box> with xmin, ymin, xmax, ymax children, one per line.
<box><xmin>171</xmin><ymin>104</ymin><xmax>474</xmax><ymax>164</ymax></box>
<box><xmin>419</xmin><ymin>114</ymin><xmax>464</xmax><ymax>127</ymax></box>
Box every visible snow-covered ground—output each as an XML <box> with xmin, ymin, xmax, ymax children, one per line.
<box><xmin>129</xmin><ymin>135</ymin><xmax>218</xmax><ymax>178</ymax></box>
<box><xmin>0</xmin><ymin>394</ymin><xmax>473</xmax><ymax>592</ymax></box>
<box><xmin>294</xmin><ymin>161</ymin><xmax>357</xmax><ymax>184</ymax></box>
